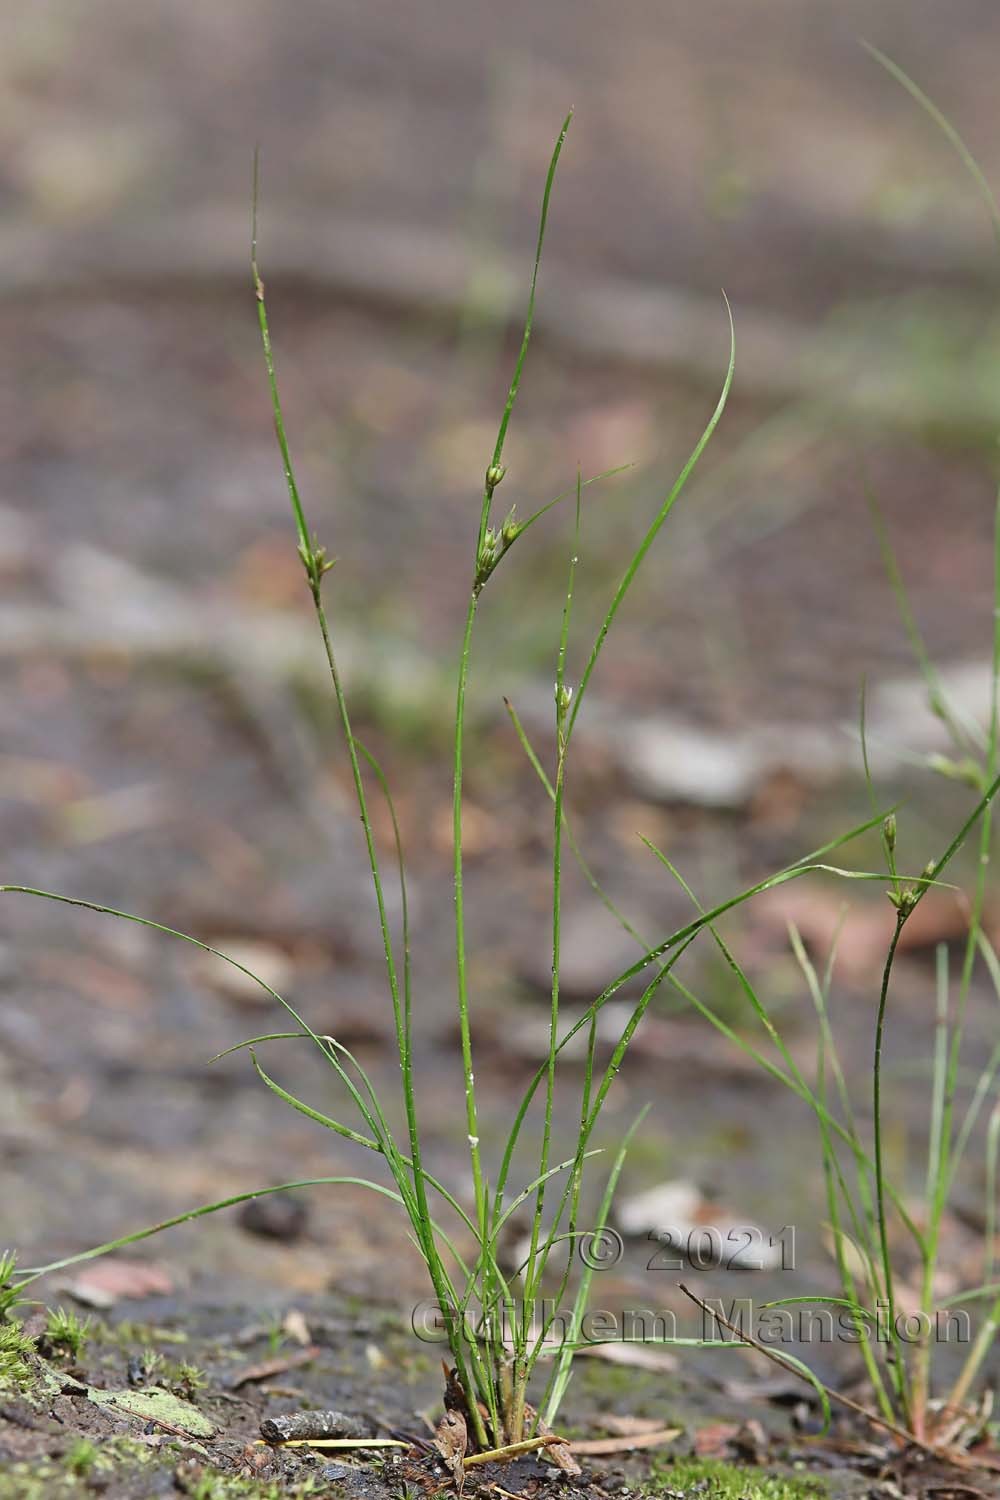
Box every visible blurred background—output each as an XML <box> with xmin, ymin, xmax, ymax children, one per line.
<box><xmin>2</xmin><ymin>0</ymin><xmax>1000</xmax><ymax>1383</ymax></box>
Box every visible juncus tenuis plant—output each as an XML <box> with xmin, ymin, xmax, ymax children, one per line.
<box><xmin>646</xmin><ymin>47</ymin><xmax>1000</xmax><ymax>1458</ymax></box>
<box><xmin>0</xmin><ymin>115</ymin><xmax>735</xmax><ymax>1456</ymax></box>
<box><xmin>4</xmin><ymin>64</ymin><xmax>998</xmax><ymax>1465</ymax></box>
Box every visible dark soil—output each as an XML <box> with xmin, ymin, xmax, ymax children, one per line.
<box><xmin>3</xmin><ymin>1290</ymin><xmax>992</xmax><ymax>1500</ymax></box>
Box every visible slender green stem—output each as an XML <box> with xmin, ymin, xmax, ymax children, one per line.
<box><xmin>909</xmin><ymin>946</ymin><xmax>952</xmax><ymax>1433</ymax></box>
<box><xmin>946</xmin><ymin>1294</ymin><xmax>1000</xmax><ymax>1415</ymax></box>
<box><xmin>861</xmin><ymin>754</ymin><xmax>1000</xmax><ymax>1417</ymax></box>
<box><xmin>355</xmin><ymin>742</ymin><xmax>414</xmax><ymax>1083</ymax></box>
<box><xmin>503</xmin><ymin>715</ymin><xmax>924</xmax><ymax>1280</ymax></box>
<box><xmin>925</xmin><ymin>947</ymin><xmax>950</xmax><ymax>1218</ymax></box>
<box><xmin>539</xmin><ymin>1109</ymin><xmax>647</xmax><ymax>1427</ymax></box>
<box><xmin>510</xmin><ymin>483</ymin><xmax>581</xmax><ymax>1440</ymax></box>
<box><xmin>863</xmin><ymin>44</ymin><xmax>1000</xmax><ymax>1430</ymax></box>
<box><xmin>791</xmin><ymin>926</ymin><xmax>896</xmax><ymax>1423</ymax></box>
<box><xmin>987</xmin><ymin>1104</ymin><xmax>1000</xmax><ymax>1286</ymax></box>
<box><xmin>492</xmin><ymin>810</ymin><xmax>897</xmax><ymax>1215</ymax></box>
<box><xmin>871</xmin><ymin>914</ymin><xmax>910</xmax><ymax>1416</ymax></box>
<box><xmin>481</xmin><ymin>111</ymin><xmax>572</xmax><ymax>542</ymax></box>
<box><xmin>536</xmin><ymin>948</ymin><xmax>691</xmax><ymax>1284</ymax></box>
<box><xmin>251</xmin><ymin>179</ymin><xmax>490</xmax><ymax>1438</ymax></box>
<box><xmin>504</xmin><ymin>699</ymin><xmax>647</xmax><ymax>949</ymax></box>
<box><xmin>452</xmin><ymin>591</ymin><xmax>488</xmax><ymax>1224</ymax></box>
<box><xmin>449</xmin><ymin>117</ymin><xmax>572</xmax><ymax>1440</ymax></box>
<box><xmin>933</xmin><ymin>487</ymin><xmax>1000</xmax><ymax>1169</ymax></box>
<box><xmin>918</xmin><ymin>489</ymin><xmax>1000</xmax><ymax>1435</ymax></box>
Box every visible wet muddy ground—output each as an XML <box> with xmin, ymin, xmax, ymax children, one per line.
<box><xmin>0</xmin><ymin>1286</ymin><xmax>990</xmax><ymax>1500</ymax></box>
<box><xmin>3</xmin><ymin>283</ymin><xmax>1000</xmax><ymax>1494</ymax></box>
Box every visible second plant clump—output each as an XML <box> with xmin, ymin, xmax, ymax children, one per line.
<box><xmin>3</xmin><ymin>51</ymin><xmax>1000</xmax><ymax>1472</ymax></box>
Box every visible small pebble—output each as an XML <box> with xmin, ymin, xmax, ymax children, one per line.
<box><xmin>321</xmin><ymin>1464</ymin><xmax>349</xmax><ymax>1481</ymax></box>
<box><xmin>238</xmin><ymin>1193</ymin><xmax>309</xmax><ymax>1242</ymax></box>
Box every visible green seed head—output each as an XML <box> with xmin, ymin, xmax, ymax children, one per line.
<box><xmin>500</xmin><ymin>507</ymin><xmax>519</xmax><ymax>546</ymax></box>
<box><xmin>476</xmin><ymin>529</ymin><xmax>503</xmax><ymax>587</ymax></box>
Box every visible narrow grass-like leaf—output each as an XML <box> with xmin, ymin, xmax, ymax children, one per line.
<box><xmin>540</xmin><ymin>1108</ymin><xmax>647</xmax><ymax>1427</ymax></box>
<box><xmin>925</xmin><ymin>946</ymin><xmax>950</xmax><ymax>1214</ymax></box>
<box><xmin>565</xmin><ymin>295</ymin><xmax>735</xmax><ymax>749</ymax></box>
<box><xmin>21</xmin><ymin>1178</ymin><xmax>405</xmax><ymax>1282</ymax></box>
<box><xmin>516</xmin><ymin>464</ymin><xmax>633</xmax><ymax>536</ymax></box>
<box><xmin>788</xmin><ymin>923</ymin><xmax>896</xmax><ymax>1421</ymax></box>
<box><xmin>250</xmin><ymin>1052</ymin><xmax>382</xmax><ymax>1153</ymax></box>
<box><xmin>502</xmin><ymin>699</ymin><xmax>646</xmax><ymax>948</ymax></box>
<box><xmin>494</xmin><ymin>809</ymin><xmax>897</xmax><ymax>1218</ymax></box>
<box><xmin>986</xmin><ymin>1104</ymin><xmax>1000</xmax><ymax>1285</ymax></box>
<box><xmin>862</xmin><ymin>43</ymin><xmax>1000</xmax><ymax>251</ymax></box>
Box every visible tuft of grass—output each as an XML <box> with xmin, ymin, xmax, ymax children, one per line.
<box><xmin>800</xmin><ymin>47</ymin><xmax>1000</xmax><ymax>1450</ymax></box>
<box><xmin>0</xmin><ymin>111</ymin><xmax>744</xmax><ymax>1452</ymax></box>
<box><xmin>0</xmin><ymin>1321</ymin><xmax>36</xmax><ymax>1392</ymax></box>
<box><xmin>98</xmin><ymin>1318</ymin><xmax>188</xmax><ymax>1348</ymax></box>
<box><xmin>641</xmin><ymin>49</ymin><xmax>1000</xmax><ymax>1456</ymax></box>
<box><xmin>185</xmin><ymin>1474</ymin><xmax>323</xmax><ymax>1500</ymax></box>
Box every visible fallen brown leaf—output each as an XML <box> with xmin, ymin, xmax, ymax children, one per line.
<box><xmin>434</xmin><ymin>1408</ymin><xmax>468</xmax><ymax>1493</ymax></box>
<box><xmin>571</xmin><ymin>1427</ymin><xmax>681</xmax><ymax>1456</ymax></box>
<box><xmin>577</xmin><ymin>1341</ymin><xmax>677</xmax><ymax>1373</ymax></box>
<box><xmin>229</xmin><ymin>1345</ymin><xmax>320</xmax><ymax>1389</ymax></box>
<box><xmin>693</xmin><ymin>1421</ymin><xmax>742</xmax><ymax>1459</ymax></box>
<box><xmin>60</xmin><ymin>1259</ymin><xmax>175</xmax><ymax>1309</ymax></box>
<box><xmin>597</xmin><ymin>1415</ymin><xmax>670</xmax><ymax>1437</ymax></box>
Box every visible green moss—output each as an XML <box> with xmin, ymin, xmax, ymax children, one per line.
<box><xmin>180</xmin><ymin>1472</ymin><xmax>324</xmax><ymax>1499</ymax></box>
<box><xmin>0</xmin><ymin>1461</ymin><xmax>71</xmax><ymax>1500</ymax></box>
<box><xmin>128</xmin><ymin>1347</ymin><xmax>207</xmax><ymax>1394</ymax></box>
<box><xmin>88</xmin><ymin>1382</ymin><xmax>216</xmax><ymax>1437</ymax></box>
<box><xmin>0</xmin><ymin>1321</ymin><xmax>36</xmax><ymax>1392</ymax></box>
<box><xmin>0</xmin><ymin>1442</ymin><xmax>317</xmax><ymax>1500</ymax></box>
<box><xmin>646</xmin><ymin>1456</ymin><xmax>827</xmax><ymax>1500</ymax></box>
<box><xmin>170</xmin><ymin>1359</ymin><xmax>210</xmax><ymax>1397</ymax></box>
<box><xmin>95</xmin><ymin>1317</ymin><xmax>189</xmax><ymax>1347</ymax></box>
<box><xmin>0</xmin><ymin>1438</ymin><xmax>160</xmax><ymax>1500</ymax></box>
<box><xmin>64</xmin><ymin>1439</ymin><xmax>97</xmax><ymax>1476</ymax></box>
<box><xmin>575</xmin><ymin>1351</ymin><xmax>671</xmax><ymax>1413</ymax></box>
